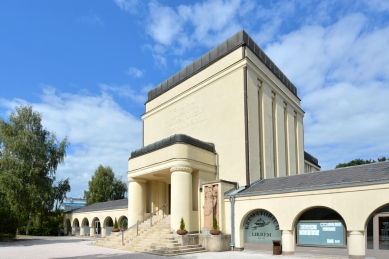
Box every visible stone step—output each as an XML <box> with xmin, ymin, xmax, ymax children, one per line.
<box><xmin>93</xmin><ymin>214</ymin><xmax>206</xmax><ymax>256</ymax></box>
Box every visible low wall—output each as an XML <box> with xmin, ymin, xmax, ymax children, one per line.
<box><xmin>199</xmin><ymin>234</ymin><xmax>231</xmax><ymax>252</ymax></box>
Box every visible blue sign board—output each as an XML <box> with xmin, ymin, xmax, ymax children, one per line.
<box><xmin>297</xmin><ymin>221</ymin><xmax>345</xmax><ymax>246</ymax></box>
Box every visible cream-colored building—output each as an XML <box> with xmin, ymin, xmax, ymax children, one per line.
<box><xmin>66</xmin><ymin>30</ymin><xmax>389</xmax><ymax>259</ymax></box>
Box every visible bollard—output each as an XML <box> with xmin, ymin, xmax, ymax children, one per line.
<box><xmin>136</xmin><ymin>220</ymin><xmax>139</xmax><ymax>236</ymax></box>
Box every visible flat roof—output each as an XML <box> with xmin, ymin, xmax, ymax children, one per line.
<box><xmin>130</xmin><ymin>134</ymin><xmax>215</xmax><ymax>159</ymax></box>
<box><xmin>229</xmin><ymin>161</ymin><xmax>389</xmax><ymax>197</ymax></box>
<box><xmin>147</xmin><ymin>30</ymin><xmax>298</xmax><ymax>103</ymax></box>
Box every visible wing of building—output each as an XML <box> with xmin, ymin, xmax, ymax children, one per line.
<box><xmin>64</xmin><ymin>30</ymin><xmax>389</xmax><ymax>258</ymax></box>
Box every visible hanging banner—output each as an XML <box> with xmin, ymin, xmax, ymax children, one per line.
<box><xmin>244</xmin><ymin>210</ymin><xmax>281</xmax><ymax>245</ymax></box>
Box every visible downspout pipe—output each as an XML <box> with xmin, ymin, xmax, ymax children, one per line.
<box><xmin>229</xmin><ymin>195</ymin><xmax>236</xmax><ymax>250</ymax></box>
<box><xmin>215</xmin><ymin>152</ymin><xmax>219</xmax><ymax>180</ymax></box>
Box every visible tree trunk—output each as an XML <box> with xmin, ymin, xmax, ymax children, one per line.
<box><xmin>26</xmin><ymin>211</ymin><xmax>32</xmax><ymax>235</ymax></box>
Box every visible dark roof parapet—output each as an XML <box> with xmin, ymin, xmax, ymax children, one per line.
<box><xmin>147</xmin><ymin>30</ymin><xmax>298</xmax><ymax>103</ymax></box>
<box><xmin>304</xmin><ymin>151</ymin><xmax>320</xmax><ymax>167</ymax></box>
<box><xmin>130</xmin><ymin>134</ymin><xmax>215</xmax><ymax>159</ymax></box>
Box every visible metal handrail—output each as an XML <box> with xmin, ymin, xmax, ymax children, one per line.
<box><xmin>116</xmin><ymin>204</ymin><xmax>167</xmax><ymax>237</ymax></box>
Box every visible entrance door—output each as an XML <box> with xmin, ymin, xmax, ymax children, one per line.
<box><xmin>368</xmin><ymin>213</ymin><xmax>389</xmax><ymax>258</ymax></box>
<box><xmin>94</xmin><ymin>221</ymin><xmax>101</xmax><ymax>235</ymax></box>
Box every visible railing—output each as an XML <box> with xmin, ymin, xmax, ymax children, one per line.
<box><xmin>116</xmin><ymin>204</ymin><xmax>168</xmax><ymax>238</ymax></box>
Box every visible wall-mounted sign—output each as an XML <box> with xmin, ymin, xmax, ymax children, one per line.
<box><xmin>297</xmin><ymin>221</ymin><xmax>345</xmax><ymax>246</ymax></box>
<box><xmin>244</xmin><ymin>210</ymin><xmax>281</xmax><ymax>245</ymax></box>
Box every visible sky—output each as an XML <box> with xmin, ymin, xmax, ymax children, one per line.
<box><xmin>1</xmin><ymin>0</ymin><xmax>388</xmax><ymax>198</ymax></box>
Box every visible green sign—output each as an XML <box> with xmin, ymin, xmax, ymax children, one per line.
<box><xmin>244</xmin><ymin>210</ymin><xmax>281</xmax><ymax>245</ymax></box>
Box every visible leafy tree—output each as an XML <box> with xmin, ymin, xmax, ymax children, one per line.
<box><xmin>335</xmin><ymin>157</ymin><xmax>387</xmax><ymax>168</ymax></box>
<box><xmin>0</xmin><ymin>192</ymin><xmax>18</xmax><ymax>235</ymax></box>
<box><xmin>0</xmin><ymin>105</ymin><xmax>69</xmax><ymax>235</ymax></box>
<box><xmin>53</xmin><ymin>178</ymin><xmax>71</xmax><ymax>211</ymax></box>
<box><xmin>84</xmin><ymin>165</ymin><xmax>127</xmax><ymax>205</ymax></box>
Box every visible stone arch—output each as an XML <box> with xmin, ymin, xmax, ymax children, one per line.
<box><xmin>364</xmin><ymin>202</ymin><xmax>389</xmax><ymax>250</ymax></box>
<box><xmin>293</xmin><ymin>206</ymin><xmax>347</xmax><ymax>247</ymax></box>
<box><xmin>64</xmin><ymin>219</ymin><xmax>71</xmax><ymax>236</ymax></box>
<box><xmin>80</xmin><ymin>217</ymin><xmax>90</xmax><ymax>236</ymax></box>
<box><xmin>103</xmin><ymin>216</ymin><xmax>114</xmax><ymax>227</ymax></box>
<box><xmin>81</xmin><ymin>217</ymin><xmax>89</xmax><ymax>227</ymax></box>
<box><xmin>91</xmin><ymin>217</ymin><xmax>101</xmax><ymax>237</ymax></box>
<box><xmin>72</xmin><ymin>218</ymin><xmax>80</xmax><ymax>235</ymax></box>
<box><xmin>239</xmin><ymin>208</ymin><xmax>281</xmax><ymax>249</ymax></box>
<box><xmin>102</xmin><ymin>216</ymin><xmax>114</xmax><ymax>237</ymax></box>
<box><xmin>364</xmin><ymin>202</ymin><xmax>389</xmax><ymax>229</ymax></box>
<box><xmin>292</xmin><ymin>205</ymin><xmax>347</xmax><ymax>228</ymax></box>
<box><xmin>118</xmin><ymin>215</ymin><xmax>128</xmax><ymax>228</ymax></box>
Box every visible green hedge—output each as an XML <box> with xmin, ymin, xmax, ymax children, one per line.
<box><xmin>19</xmin><ymin>226</ymin><xmax>60</xmax><ymax>236</ymax></box>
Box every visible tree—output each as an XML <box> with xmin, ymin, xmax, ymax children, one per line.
<box><xmin>0</xmin><ymin>105</ymin><xmax>69</xmax><ymax>235</ymax></box>
<box><xmin>84</xmin><ymin>165</ymin><xmax>127</xmax><ymax>205</ymax></box>
<box><xmin>335</xmin><ymin>156</ymin><xmax>388</xmax><ymax>168</ymax></box>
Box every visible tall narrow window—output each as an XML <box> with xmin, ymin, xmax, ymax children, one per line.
<box><xmin>284</xmin><ymin>102</ymin><xmax>289</xmax><ymax>176</ymax></box>
<box><xmin>257</xmin><ymin>78</ymin><xmax>264</xmax><ymax>180</ymax></box>
<box><xmin>272</xmin><ymin>92</ymin><xmax>278</xmax><ymax>177</ymax></box>
<box><xmin>294</xmin><ymin>111</ymin><xmax>299</xmax><ymax>174</ymax></box>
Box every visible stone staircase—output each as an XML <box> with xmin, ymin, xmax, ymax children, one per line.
<box><xmin>92</xmin><ymin>215</ymin><xmax>206</xmax><ymax>256</ymax></box>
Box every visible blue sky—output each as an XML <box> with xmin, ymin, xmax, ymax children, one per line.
<box><xmin>1</xmin><ymin>0</ymin><xmax>388</xmax><ymax>197</ymax></box>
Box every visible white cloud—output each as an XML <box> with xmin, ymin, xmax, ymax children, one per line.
<box><xmin>100</xmin><ymin>83</ymin><xmax>147</xmax><ymax>103</ymax></box>
<box><xmin>147</xmin><ymin>1</ymin><xmax>184</xmax><ymax>46</ymax></box>
<box><xmin>264</xmin><ymin>14</ymin><xmax>389</xmax><ymax>169</ymax></box>
<box><xmin>114</xmin><ymin>0</ymin><xmax>140</xmax><ymax>14</ymax></box>
<box><xmin>145</xmin><ymin>0</ymin><xmax>249</xmax><ymax>67</ymax></box>
<box><xmin>0</xmin><ymin>87</ymin><xmax>143</xmax><ymax>197</ymax></box>
<box><xmin>126</xmin><ymin>67</ymin><xmax>144</xmax><ymax>78</ymax></box>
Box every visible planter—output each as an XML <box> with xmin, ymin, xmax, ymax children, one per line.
<box><xmin>111</xmin><ymin>228</ymin><xmax>120</xmax><ymax>232</ymax></box>
<box><xmin>176</xmin><ymin>229</ymin><xmax>188</xmax><ymax>235</ymax></box>
<box><xmin>210</xmin><ymin>229</ymin><xmax>221</xmax><ymax>235</ymax></box>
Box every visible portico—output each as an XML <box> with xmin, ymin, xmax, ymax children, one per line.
<box><xmin>127</xmin><ymin>134</ymin><xmax>217</xmax><ymax>232</ymax></box>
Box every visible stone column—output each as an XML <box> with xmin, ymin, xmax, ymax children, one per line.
<box><xmin>348</xmin><ymin>231</ymin><xmax>365</xmax><ymax>259</ymax></box>
<box><xmin>282</xmin><ymin>230</ymin><xmax>294</xmax><ymax>255</ymax></box>
<box><xmin>80</xmin><ymin>225</ymin><xmax>85</xmax><ymax>236</ymax></box>
<box><xmin>128</xmin><ymin>178</ymin><xmax>147</xmax><ymax>226</ymax></box>
<box><xmin>89</xmin><ymin>225</ymin><xmax>94</xmax><ymax>237</ymax></box>
<box><xmin>71</xmin><ymin>225</ymin><xmax>76</xmax><ymax>236</ymax></box>
<box><xmin>171</xmin><ymin>166</ymin><xmax>193</xmax><ymax>232</ymax></box>
<box><xmin>101</xmin><ymin>227</ymin><xmax>106</xmax><ymax>238</ymax></box>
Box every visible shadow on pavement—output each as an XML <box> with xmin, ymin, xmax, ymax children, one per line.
<box><xmin>52</xmin><ymin>253</ymin><xmax>168</xmax><ymax>259</ymax></box>
<box><xmin>0</xmin><ymin>237</ymin><xmax>93</xmax><ymax>247</ymax></box>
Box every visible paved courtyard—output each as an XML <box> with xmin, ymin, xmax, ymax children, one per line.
<box><xmin>0</xmin><ymin>236</ymin><xmax>351</xmax><ymax>259</ymax></box>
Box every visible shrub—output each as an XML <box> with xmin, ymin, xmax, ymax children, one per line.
<box><xmin>213</xmin><ymin>217</ymin><xmax>218</xmax><ymax>230</ymax></box>
<box><xmin>114</xmin><ymin>218</ymin><xmax>118</xmax><ymax>229</ymax></box>
<box><xmin>122</xmin><ymin>219</ymin><xmax>127</xmax><ymax>230</ymax></box>
<box><xmin>179</xmin><ymin>217</ymin><xmax>185</xmax><ymax>230</ymax></box>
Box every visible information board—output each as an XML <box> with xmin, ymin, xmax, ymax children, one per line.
<box><xmin>297</xmin><ymin>221</ymin><xmax>345</xmax><ymax>246</ymax></box>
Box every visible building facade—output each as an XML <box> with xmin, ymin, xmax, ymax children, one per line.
<box><xmin>65</xmin><ymin>30</ymin><xmax>389</xmax><ymax>258</ymax></box>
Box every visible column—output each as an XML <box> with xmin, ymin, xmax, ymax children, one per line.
<box><xmin>101</xmin><ymin>227</ymin><xmax>106</xmax><ymax>238</ymax></box>
<box><xmin>171</xmin><ymin>166</ymin><xmax>193</xmax><ymax>232</ymax></box>
<box><xmin>89</xmin><ymin>224</ymin><xmax>94</xmax><ymax>237</ymax></box>
<box><xmin>71</xmin><ymin>225</ymin><xmax>76</xmax><ymax>236</ymax></box>
<box><xmin>80</xmin><ymin>225</ymin><xmax>85</xmax><ymax>236</ymax></box>
<box><xmin>128</xmin><ymin>178</ymin><xmax>147</xmax><ymax>226</ymax></box>
<box><xmin>348</xmin><ymin>231</ymin><xmax>365</xmax><ymax>259</ymax></box>
<box><xmin>282</xmin><ymin>230</ymin><xmax>294</xmax><ymax>255</ymax></box>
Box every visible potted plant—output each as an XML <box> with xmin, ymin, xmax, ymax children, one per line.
<box><xmin>176</xmin><ymin>217</ymin><xmax>188</xmax><ymax>235</ymax></box>
<box><xmin>210</xmin><ymin>217</ymin><xmax>221</xmax><ymax>235</ymax></box>
<box><xmin>122</xmin><ymin>219</ymin><xmax>127</xmax><ymax>231</ymax></box>
<box><xmin>112</xmin><ymin>218</ymin><xmax>120</xmax><ymax>232</ymax></box>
